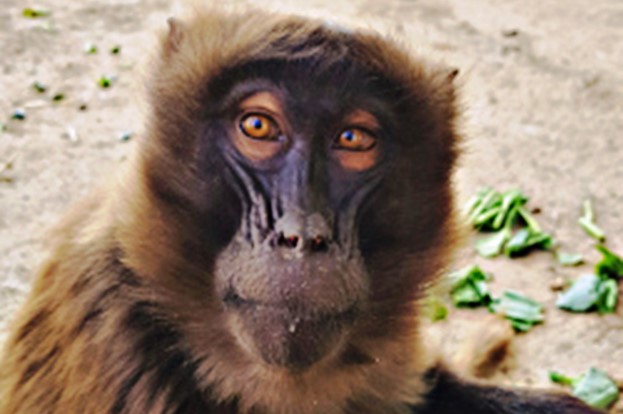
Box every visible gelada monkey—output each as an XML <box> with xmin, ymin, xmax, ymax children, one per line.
<box><xmin>0</xmin><ymin>6</ymin><xmax>602</xmax><ymax>414</ymax></box>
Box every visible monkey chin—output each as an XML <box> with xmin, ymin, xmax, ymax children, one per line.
<box><xmin>224</xmin><ymin>293</ymin><xmax>359</xmax><ymax>371</ymax></box>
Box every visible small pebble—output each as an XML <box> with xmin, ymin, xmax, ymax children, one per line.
<box><xmin>549</xmin><ymin>277</ymin><xmax>566</xmax><ymax>291</ymax></box>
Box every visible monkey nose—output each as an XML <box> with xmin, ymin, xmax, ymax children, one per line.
<box><xmin>273</xmin><ymin>212</ymin><xmax>332</xmax><ymax>253</ymax></box>
<box><xmin>276</xmin><ymin>233</ymin><xmax>330</xmax><ymax>252</ymax></box>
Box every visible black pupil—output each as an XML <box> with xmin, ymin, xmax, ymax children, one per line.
<box><xmin>252</xmin><ymin>118</ymin><xmax>263</xmax><ymax>130</ymax></box>
<box><xmin>343</xmin><ymin>130</ymin><xmax>355</xmax><ymax>142</ymax></box>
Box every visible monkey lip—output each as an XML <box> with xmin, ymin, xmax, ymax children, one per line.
<box><xmin>223</xmin><ymin>289</ymin><xmax>359</xmax><ymax>370</ymax></box>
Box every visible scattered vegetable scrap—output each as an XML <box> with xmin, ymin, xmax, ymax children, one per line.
<box><xmin>111</xmin><ymin>45</ymin><xmax>122</xmax><ymax>54</ymax></box>
<box><xmin>556</xmin><ymin>251</ymin><xmax>584</xmax><ymax>267</ymax></box>
<box><xmin>448</xmin><ymin>265</ymin><xmax>543</xmax><ymax>332</ymax></box>
<box><xmin>578</xmin><ymin>200</ymin><xmax>606</xmax><ymax>242</ymax></box>
<box><xmin>85</xmin><ymin>43</ymin><xmax>98</xmax><ymax>54</ymax></box>
<box><xmin>465</xmin><ymin>188</ymin><xmax>552</xmax><ymax>258</ymax></box>
<box><xmin>98</xmin><ymin>76</ymin><xmax>114</xmax><ymax>88</ymax></box>
<box><xmin>32</xmin><ymin>81</ymin><xmax>47</xmax><ymax>93</ymax></box>
<box><xmin>557</xmin><ymin>245</ymin><xmax>622</xmax><ymax>313</ymax></box>
<box><xmin>22</xmin><ymin>8</ymin><xmax>51</xmax><ymax>18</ymax></box>
<box><xmin>489</xmin><ymin>291</ymin><xmax>544</xmax><ymax>332</ymax></box>
<box><xmin>11</xmin><ymin>109</ymin><xmax>26</xmax><ymax>120</ymax></box>
<box><xmin>119</xmin><ymin>131</ymin><xmax>133</xmax><ymax>142</ymax></box>
<box><xmin>52</xmin><ymin>93</ymin><xmax>65</xmax><ymax>102</ymax></box>
<box><xmin>550</xmin><ymin>368</ymin><xmax>619</xmax><ymax>409</ymax></box>
<box><xmin>450</xmin><ymin>265</ymin><xmax>492</xmax><ymax>307</ymax></box>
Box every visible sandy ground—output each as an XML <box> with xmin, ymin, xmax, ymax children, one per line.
<box><xmin>1</xmin><ymin>0</ymin><xmax>622</xmax><ymax>409</ymax></box>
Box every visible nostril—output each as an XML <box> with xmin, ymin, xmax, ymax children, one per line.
<box><xmin>309</xmin><ymin>236</ymin><xmax>329</xmax><ymax>253</ymax></box>
<box><xmin>277</xmin><ymin>233</ymin><xmax>300</xmax><ymax>249</ymax></box>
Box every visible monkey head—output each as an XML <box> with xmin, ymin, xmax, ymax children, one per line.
<box><xmin>124</xmin><ymin>9</ymin><xmax>459</xmax><ymax>375</ymax></box>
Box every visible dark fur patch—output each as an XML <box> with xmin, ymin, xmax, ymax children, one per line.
<box><xmin>414</xmin><ymin>365</ymin><xmax>603</xmax><ymax>414</ymax></box>
<box><xmin>15</xmin><ymin>309</ymin><xmax>50</xmax><ymax>342</ymax></box>
<box><xmin>21</xmin><ymin>345</ymin><xmax>59</xmax><ymax>384</ymax></box>
<box><xmin>112</xmin><ymin>301</ymin><xmax>235</xmax><ymax>414</ymax></box>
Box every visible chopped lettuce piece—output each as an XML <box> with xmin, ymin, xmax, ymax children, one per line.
<box><xmin>549</xmin><ymin>368</ymin><xmax>619</xmax><ymax>409</ymax></box>
<box><xmin>573</xmin><ymin>368</ymin><xmax>620</xmax><ymax>409</ymax></box>
<box><xmin>492</xmin><ymin>190</ymin><xmax>526</xmax><ymax>230</ymax></box>
<box><xmin>11</xmin><ymin>109</ymin><xmax>26</xmax><ymax>120</ymax></box>
<box><xmin>503</xmin><ymin>228</ymin><xmax>553</xmax><ymax>257</ymax></box>
<box><xmin>476</xmin><ymin>228</ymin><xmax>511</xmax><ymax>258</ymax></box>
<box><xmin>596</xmin><ymin>279</ymin><xmax>618</xmax><ymax>313</ymax></box>
<box><xmin>578</xmin><ymin>200</ymin><xmax>606</xmax><ymax>242</ymax></box>
<box><xmin>517</xmin><ymin>206</ymin><xmax>541</xmax><ymax>233</ymax></box>
<box><xmin>449</xmin><ymin>265</ymin><xmax>491</xmax><ymax>307</ymax></box>
<box><xmin>549</xmin><ymin>371</ymin><xmax>575</xmax><ymax>386</ymax></box>
<box><xmin>32</xmin><ymin>81</ymin><xmax>47</xmax><ymax>93</ymax></box>
<box><xmin>595</xmin><ymin>245</ymin><xmax>623</xmax><ymax>280</ymax></box>
<box><xmin>98</xmin><ymin>76</ymin><xmax>112</xmax><ymax>88</ymax></box>
<box><xmin>556</xmin><ymin>274</ymin><xmax>600</xmax><ymax>312</ymax></box>
<box><xmin>556</xmin><ymin>252</ymin><xmax>584</xmax><ymax>267</ymax></box>
<box><xmin>22</xmin><ymin>8</ymin><xmax>51</xmax><ymax>18</ymax></box>
<box><xmin>579</xmin><ymin>217</ymin><xmax>606</xmax><ymax>242</ymax></box>
<box><xmin>84</xmin><ymin>43</ymin><xmax>98</xmax><ymax>54</ymax></box>
<box><xmin>490</xmin><ymin>291</ymin><xmax>544</xmax><ymax>332</ymax></box>
<box><xmin>466</xmin><ymin>188</ymin><xmax>551</xmax><ymax>257</ymax></box>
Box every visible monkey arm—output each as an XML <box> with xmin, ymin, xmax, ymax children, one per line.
<box><xmin>412</xmin><ymin>364</ymin><xmax>605</xmax><ymax>414</ymax></box>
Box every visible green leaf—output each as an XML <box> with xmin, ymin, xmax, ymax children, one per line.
<box><xmin>556</xmin><ymin>252</ymin><xmax>584</xmax><ymax>267</ymax></box>
<box><xmin>595</xmin><ymin>245</ymin><xmax>623</xmax><ymax>280</ymax></box>
<box><xmin>572</xmin><ymin>368</ymin><xmax>619</xmax><ymax>409</ymax></box>
<box><xmin>596</xmin><ymin>279</ymin><xmax>618</xmax><ymax>313</ymax></box>
<box><xmin>22</xmin><ymin>8</ymin><xmax>51</xmax><ymax>18</ymax></box>
<box><xmin>98</xmin><ymin>76</ymin><xmax>113</xmax><ymax>88</ymax></box>
<box><xmin>84</xmin><ymin>43</ymin><xmax>98</xmax><ymax>54</ymax></box>
<box><xmin>578</xmin><ymin>200</ymin><xmax>606</xmax><ymax>242</ymax></box>
<box><xmin>32</xmin><ymin>81</ymin><xmax>47</xmax><ymax>93</ymax></box>
<box><xmin>119</xmin><ymin>131</ymin><xmax>133</xmax><ymax>142</ymax></box>
<box><xmin>111</xmin><ymin>45</ymin><xmax>122</xmax><ymax>55</ymax></box>
<box><xmin>491</xmin><ymin>189</ymin><xmax>526</xmax><ymax>230</ymax></box>
<box><xmin>449</xmin><ymin>265</ymin><xmax>491</xmax><ymax>307</ymax></box>
<box><xmin>11</xmin><ymin>109</ymin><xmax>26</xmax><ymax>120</ymax></box>
<box><xmin>579</xmin><ymin>217</ymin><xmax>606</xmax><ymax>242</ymax></box>
<box><xmin>491</xmin><ymin>291</ymin><xmax>544</xmax><ymax>332</ymax></box>
<box><xmin>476</xmin><ymin>228</ymin><xmax>511</xmax><ymax>258</ymax></box>
<box><xmin>517</xmin><ymin>206</ymin><xmax>542</xmax><ymax>233</ymax></box>
<box><xmin>52</xmin><ymin>93</ymin><xmax>65</xmax><ymax>102</ymax></box>
<box><xmin>504</xmin><ymin>228</ymin><xmax>553</xmax><ymax>257</ymax></box>
<box><xmin>549</xmin><ymin>371</ymin><xmax>576</xmax><ymax>386</ymax></box>
<box><xmin>467</xmin><ymin>189</ymin><xmax>501</xmax><ymax>227</ymax></box>
<box><xmin>556</xmin><ymin>274</ymin><xmax>600</xmax><ymax>312</ymax></box>
<box><xmin>582</xmin><ymin>199</ymin><xmax>595</xmax><ymax>222</ymax></box>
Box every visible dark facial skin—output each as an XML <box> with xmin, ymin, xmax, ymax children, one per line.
<box><xmin>208</xmin><ymin>60</ymin><xmax>396</xmax><ymax>369</ymax></box>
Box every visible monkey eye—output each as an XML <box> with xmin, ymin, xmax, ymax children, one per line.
<box><xmin>334</xmin><ymin>128</ymin><xmax>377</xmax><ymax>152</ymax></box>
<box><xmin>239</xmin><ymin>114</ymin><xmax>280</xmax><ymax>141</ymax></box>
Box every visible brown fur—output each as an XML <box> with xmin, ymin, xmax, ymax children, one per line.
<box><xmin>0</xmin><ymin>6</ymin><xmax>601</xmax><ymax>414</ymax></box>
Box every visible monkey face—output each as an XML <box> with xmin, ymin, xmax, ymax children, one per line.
<box><xmin>141</xmin><ymin>18</ymin><xmax>459</xmax><ymax>373</ymax></box>
<box><xmin>209</xmin><ymin>61</ymin><xmax>389</xmax><ymax>370</ymax></box>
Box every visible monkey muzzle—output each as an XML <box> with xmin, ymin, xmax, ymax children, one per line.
<box><xmin>215</xmin><ymin>232</ymin><xmax>367</xmax><ymax>371</ymax></box>
<box><xmin>226</xmin><ymin>295</ymin><xmax>358</xmax><ymax>370</ymax></box>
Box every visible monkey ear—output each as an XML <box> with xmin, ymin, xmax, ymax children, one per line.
<box><xmin>165</xmin><ymin>17</ymin><xmax>185</xmax><ymax>55</ymax></box>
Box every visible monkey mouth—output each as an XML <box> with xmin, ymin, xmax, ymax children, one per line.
<box><xmin>223</xmin><ymin>289</ymin><xmax>359</xmax><ymax>370</ymax></box>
